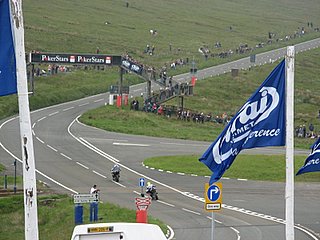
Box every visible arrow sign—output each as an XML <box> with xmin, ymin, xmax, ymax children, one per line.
<box><xmin>207</xmin><ymin>185</ymin><xmax>220</xmax><ymax>202</ymax></box>
<box><xmin>139</xmin><ymin>178</ymin><xmax>145</xmax><ymax>187</ymax></box>
<box><xmin>204</xmin><ymin>182</ymin><xmax>223</xmax><ymax>212</ymax></box>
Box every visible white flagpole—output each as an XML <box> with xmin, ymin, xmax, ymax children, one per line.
<box><xmin>10</xmin><ymin>0</ymin><xmax>39</xmax><ymax>239</ymax></box>
<box><xmin>285</xmin><ymin>46</ymin><xmax>295</xmax><ymax>240</ymax></box>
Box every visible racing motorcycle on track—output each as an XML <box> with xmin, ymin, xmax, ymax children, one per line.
<box><xmin>112</xmin><ymin>171</ymin><xmax>120</xmax><ymax>182</ymax></box>
<box><xmin>146</xmin><ymin>183</ymin><xmax>158</xmax><ymax>200</ymax></box>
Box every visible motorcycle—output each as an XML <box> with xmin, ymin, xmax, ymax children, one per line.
<box><xmin>146</xmin><ymin>186</ymin><xmax>158</xmax><ymax>200</ymax></box>
<box><xmin>112</xmin><ymin>171</ymin><xmax>120</xmax><ymax>182</ymax></box>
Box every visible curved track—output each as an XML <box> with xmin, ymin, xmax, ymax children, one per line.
<box><xmin>1</xmin><ymin>40</ymin><xmax>320</xmax><ymax>240</ymax></box>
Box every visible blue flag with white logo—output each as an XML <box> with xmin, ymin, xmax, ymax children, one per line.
<box><xmin>200</xmin><ymin>60</ymin><xmax>286</xmax><ymax>184</ymax></box>
<box><xmin>0</xmin><ymin>0</ymin><xmax>17</xmax><ymax>96</ymax></box>
<box><xmin>296</xmin><ymin>138</ymin><xmax>320</xmax><ymax>175</ymax></box>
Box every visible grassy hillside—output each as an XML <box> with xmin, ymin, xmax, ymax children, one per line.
<box><xmin>1</xmin><ymin>0</ymin><xmax>319</xmax><ymax>141</ymax></box>
<box><xmin>23</xmin><ymin>0</ymin><xmax>320</xmax><ymax>69</ymax></box>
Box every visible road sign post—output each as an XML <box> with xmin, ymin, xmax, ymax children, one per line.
<box><xmin>204</xmin><ymin>182</ymin><xmax>223</xmax><ymax>240</ymax></box>
<box><xmin>204</xmin><ymin>182</ymin><xmax>222</xmax><ymax>211</ymax></box>
<box><xmin>139</xmin><ymin>178</ymin><xmax>145</xmax><ymax>196</ymax></box>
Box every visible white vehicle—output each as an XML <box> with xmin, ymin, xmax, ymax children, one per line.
<box><xmin>71</xmin><ymin>222</ymin><xmax>167</xmax><ymax>240</ymax></box>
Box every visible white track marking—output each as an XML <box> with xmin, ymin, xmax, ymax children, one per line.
<box><xmin>49</xmin><ymin>111</ymin><xmax>59</xmax><ymax>116</ymax></box>
<box><xmin>157</xmin><ymin>200</ymin><xmax>175</xmax><ymax>207</ymax></box>
<box><xmin>37</xmin><ymin>116</ymin><xmax>46</xmax><ymax>122</ymax></box>
<box><xmin>92</xmin><ymin>170</ymin><xmax>107</xmax><ymax>178</ymax></box>
<box><xmin>113</xmin><ymin>142</ymin><xmax>150</xmax><ymax>147</ymax></box>
<box><xmin>79</xmin><ymin>136</ymin><xmax>119</xmax><ymax>162</ymax></box>
<box><xmin>76</xmin><ymin>162</ymin><xmax>89</xmax><ymax>169</ymax></box>
<box><xmin>62</xmin><ymin>106</ymin><xmax>74</xmax><ymax>111</ymax></box>
<box><xmin>47</xmin><ymin>144</ymin><xmax>58</xmax><ymax>152</ymax></box>
<box><xmin>60</xmin><ymin>152</ymin><xmax>72</xmax><ymax>160</ymax></box>
<box><xmin>79</xmin><ymin>102</ymin><xmax>89</xmax><ymax>107</ymax></box>
<box><xmin>36</xmin><ymin>137</ymin><xmax>44</xmax><ymax>144</ymax></box>
<box><xmin>166</xmin><ymin>225</ymin><xmax>175</xmax><ymax>240</ymax></box>
<box><xmin>182</xmin><ymin>208</ymin><xmax>201</xmax><ymax>215</ymax></box>
<box><xmin>112</xmin><ymin>181</ymin><xmax>126</xmax><ymax>188</ymax></box>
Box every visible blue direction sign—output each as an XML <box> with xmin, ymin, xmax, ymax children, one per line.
<box><xmin>139</xmin><ymin>178</ymin><xmax>145</xmax><ymax>187</ymax></box>
<box><xmin>207</xmin><ymin>184</ymin><xmax>221</xmax><ymax>202</ymax></box>
<box><xmin>204</xmin><ymin>183</ymin><xmax>223</xmax><ymax>211</ymax></box>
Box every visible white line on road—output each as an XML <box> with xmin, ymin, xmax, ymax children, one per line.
<box><xmin>206</xmin><ymin>216</ymin><xmax>222</xmax><ymax>224</ymax></box>
<box><xmin>113</xmin><ymin>142</ymin><xmax>150</xmax><ymax>147</ymax></box>
<box><xmin>62</xmin><ymin>107</ymin><xmax>74</xmax><ymax>111</ymax></box>
<box><xmin>60</xmin><ymin>153</ymin><xmax>72</xmax><ymax>160</ymax></box>
<box><xmin>36</xmin><ymin>137</ymin><xmax>44</xmax><ymax>144</ymax></box>
<box><xmin>157</xmin><ymin>200</ymin><xmax>175</xmax><ymax>207</ymax></box>
<box><xmin>79</xmin><ymin>102</ymin><xmax>89</xmax><ymax>107</ymax></box>
<box><xmin>47</xmin><ymin>144</ymin><xmax>58</xmax><ymax>152</ymax></box>
<box><xmin>49</xmin><ymin>111</ymin><xmax>59</xmax><ymax>116</ymax></box>
<box><xmin>94</xmin><ymin>99</ymin><xmax>104</xmax><ymax>103</ymax></box>
<box><xmin>112</xmin><ymin>181</ymin><xmax>126</xmax><ymax>188</ymax></box>
<box><xmin>76</xmin><ymin>162</ymin><xmax>89</xmax><ymax>169</ymax></box>
<box><xmin>182</xmin><ymin>208</ymin><xmax>201</xmax><ymax>215</ymax></box>
<box><xmin>79</xmin><ymin>137</ymin><xmax>120</xmax><ymax>162</ymax></box>
<box><xmin>37</xmin><ymin>116</ymin><xmax>46</xmax><ymax>122</ymax></box>
<box><xmin>92</xmin><ymin>170</ymin><xmax>107</xmax><ymax>178</ymax></box>
<box><xmin>237</xmin><ymin>178</ymin><xmax>248</xmax><ymax>181</ymax></box>
<box><xmin>230</xmin><ymin>227</ymin><xmax>241</xmax><ymax>240</ymax></box>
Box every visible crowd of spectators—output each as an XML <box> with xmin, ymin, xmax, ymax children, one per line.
<box><xmin>295</xmin><ymin>123</ymin><xmax>319</xmax><ymax>138</ymax></box>
<box><xmin>199</xmin><ymin>23</ymin><xmax>320</xmax><ymax>60</ymax></box>
<box><xmin>131</xmin><ymin>98</ymin><xmax>231</xmax><ymax>126</ymax></box>
<box><xmin>28</xmin><ymin>64</ymin><xmax>70</xmax><ymax>78</ymax></box>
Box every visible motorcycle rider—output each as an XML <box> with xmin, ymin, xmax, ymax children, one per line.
<box><xmin>111</xmin><ymin>164</ymin><xmax>121</xmax><ymax>181</ymax></box>
<box><xmin>146</xmin><ymin>181</ymin><xmax>158</xmax><ymax>200</ymax></box>
<box><xmin>111</xmin><ymin>163</ymin><xmax>121</xmax><ymax>173</ymax></box>
<box><xmin>146</xmin><ymin>182</ymin><xmax>154</xmax><ymax>193</ymax></box>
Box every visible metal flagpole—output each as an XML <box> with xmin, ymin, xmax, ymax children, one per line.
<box><xmin>285</xmin><ymin>46</ymin><xmax>295</xmax><ymax>240</ymax></box>
<box><xmin>10</xmin><ymin>0</ymin><xmax>39</xmax><ymax>239</ymax></box>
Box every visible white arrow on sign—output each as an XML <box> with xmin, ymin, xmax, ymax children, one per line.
<box><xmin>209</xmin><ymin>187</ymin><xmax>219</xmax><ymax>200</ymax></box>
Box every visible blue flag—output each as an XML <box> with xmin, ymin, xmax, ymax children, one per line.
<box><xmin>296</xmin><ymin>138</ymin><xmax>320</xmax><ymax>175</ymax></box>
<box><xmin>200</xmin><ymin>60</ymin><xmax>286</xmax><ymax>184</ymax></box>
<box><xmin>0</xmin><ymin>0</ymin><xmax>17</xmax><ymax>96</ymax></box>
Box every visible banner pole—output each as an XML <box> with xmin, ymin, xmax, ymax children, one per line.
<box><xmin>285</xmin><ymin>46</ymin><xmax>295</xmax><ymax>240</ymax></box>
<box><xmin>11</xmin><ymin>1</ymin><xmax>39</xmax><ymax>239</ymax></box>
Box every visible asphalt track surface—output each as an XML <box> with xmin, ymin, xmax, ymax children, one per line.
<box><xmin>1</xmin><ymin>39</ymin><xmax>320</xmax><ymax>240</ymax></box>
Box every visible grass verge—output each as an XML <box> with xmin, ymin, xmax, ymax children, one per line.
<box><xmin>144</xmin><ymin>154</ymin><xmax>320</xmax><ymax>182</ymax></box>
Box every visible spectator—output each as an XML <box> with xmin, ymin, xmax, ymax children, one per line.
<box><xmin>302</xmin><ymin>124</ymin><xmax>306</xmax><ymax>138</ymax></box>
<box><xmin>309</xmin><ymin>123</ymin><xmax>315</xmax><ymax>136</ymax></box>
<box><xmin>90</xmin><ymin>184</ymin><xmax>100</xmax><ymax>194</ymax></box>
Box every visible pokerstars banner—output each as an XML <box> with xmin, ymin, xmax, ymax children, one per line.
<box><xmin>29</xmin><ymin>52</ymin><xmax>122</xmax><ymax>65</ymax></box>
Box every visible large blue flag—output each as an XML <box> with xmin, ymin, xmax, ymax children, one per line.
<box><xmin>296</xmin><ymin>138</ymin><xmax>320</xmax><ymax>175</ymax></box>
<box><xmin>0</xmin><ymin>0</ymin><xmax>17</xmax><ymax>96</ymax></box>
<box><xmin>200</xmin><ymin>60</ymin><xmax>286</xmax><ymax>184</ymax></box>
